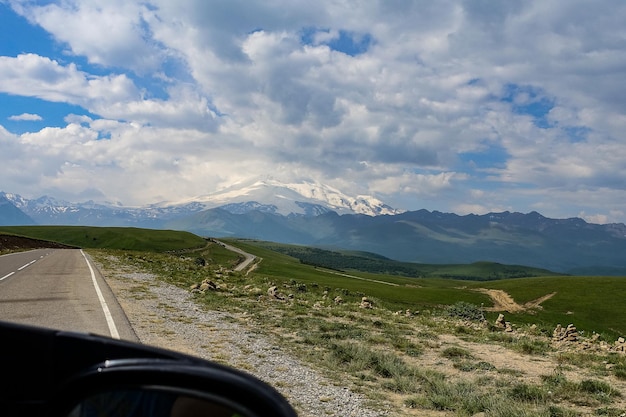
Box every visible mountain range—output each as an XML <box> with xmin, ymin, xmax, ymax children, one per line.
<box><xmin>1</xmin><ymin>179</ymin><xmax>625</xmax><ymax>275</ymax></box>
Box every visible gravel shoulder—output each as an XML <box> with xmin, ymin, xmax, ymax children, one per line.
<box><xmin>97</xmin><ymin>260</ymin><xmax>386</xmax><ymax>417</ymax></box>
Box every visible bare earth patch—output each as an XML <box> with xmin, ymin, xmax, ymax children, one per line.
<box><xmin>477</xmin><ymin>288</ymin><xmax>557</xmax><ymax>313</ymax></box>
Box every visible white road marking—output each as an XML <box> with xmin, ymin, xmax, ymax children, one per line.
<box><xmin>0</xmin><ymin>271</ymin><xmax>15</xmax><ymax>281</ymax></box>
<box><xmin>81</xmin><ymin>250</ymin><xmax>120</xmax><ymax>339</ymax></box>
<box><xmin>17</xmin><ymin>260</ymin><xmax>37</xmax><ymax>271</ymax></box>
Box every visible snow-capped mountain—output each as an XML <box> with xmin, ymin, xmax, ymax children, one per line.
<box><xmin>174</xmin><ymin>179</ymin><xmax>403</xmax><ymax>216</ymax></box>
<box><xmin>0</xmin><ymin>192</ymin><xmax>205</xmax><ymax>227</ymax></box>
<box><xmin>0</xmin><ymin>179</ymin><xmax>402</xmax><ymax>227</ymax></box>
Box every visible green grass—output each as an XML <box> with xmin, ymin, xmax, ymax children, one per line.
<box><xmin>223</xmin><ymin>239</ymin><xmax>495</xmax><ymax>313</ymax></box>
<box><xmin>81</xmin><ymin>235</ymin><xmax>626</xmax><ymax>417</ymax></box>
<box><xmin>251</xmin><ymin>240</ymin><xmax>561</xmax><ymax>280</ymax></box>
<box><xmin>466</xmin><ymin>276</ymin><xmax>626</xmax><ymax>340</ymax></box>
<box><xmin>224</xmin><ymin>239</ymin><xmax>626</xmax><ymax>339</ymax></box>
<box><xmin>0</xmin><ymin>225</ymin><xmax>207</xmax><ymax>252</ymax></box>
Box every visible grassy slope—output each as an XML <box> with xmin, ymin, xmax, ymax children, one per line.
<box><xmin>230</xmin><ymin>238</ymin><xmax>626</xmax><ymax>339</ymax></box>
<box><xmin>250</xmin><ymin>240</ymin><xmax>560</xmax><ymax>280</ymax></box>
<box><xmin>466</xmin><ymin>276</ymin><xmax>626</xmax><ymax>338</ymax></box>
<box><xmin>0</xmin><ymin>225</ymin><xmax>207</xmax><ymax>252</ymax></box>
<box><xmin>89</xmin><ymin>237</ymin><xmax>626</xmax><ymax>416</ymax></box>
<box><xmin>229</xmin><ymin>239</ymin><xmax>493</xmax><ymax>309</ymax></box>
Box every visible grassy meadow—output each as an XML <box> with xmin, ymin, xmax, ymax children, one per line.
<box><xmin>228</xmin><ymin>238</ymin><xmax>626</xmax><ymax>339</ymax></box>
<box><xmin>3</xmin><ymin>226</ymin><xmax>626</xmax><ymax>415</ymax></box>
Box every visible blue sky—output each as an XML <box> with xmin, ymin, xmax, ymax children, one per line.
<box><xmin>0</xmin><ymin>0</ymin><xmax>625</xmax><ymax>224</ymax></box>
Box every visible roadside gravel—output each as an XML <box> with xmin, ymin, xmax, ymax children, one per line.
<box><xmin>100</xmin><ymin>266</ymin><xmax>387</xmax><ymax>417</ymax></box>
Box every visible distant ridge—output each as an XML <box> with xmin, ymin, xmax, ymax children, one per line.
<box><xmin>166</xmin><ymin>208</ymin><xmax>626</xmax><ymax>274</ymax></box>
<box><xmin>1</xmin><ymin>183</ymin><xmax>625</xmax><ymax>274</ymax></box>
<box><xmin>0</xmin><ymin>193</ymin><xmax>35</xmax><ymax>225</ymax></box>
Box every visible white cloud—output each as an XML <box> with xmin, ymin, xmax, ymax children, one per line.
<box><xmin>2</xmin><ymin>0</ymin><xmax>626</xmax><ymax>223</ymax></box>
<box><xmin>0</xmin><ymin>54</ymin><xmax>138</xmax><ymax>106</ymax></box>
<box><xmin>14</xmin><ymin>0</ymin><xmax>163</xmax><ymax>74</ymax></box>
<box><xmin>8</xmin><ymin>113</ymin><xmax>42</xmax><ymax>121</ymax></box>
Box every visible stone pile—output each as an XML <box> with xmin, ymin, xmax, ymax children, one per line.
<box><xmin>190</xmin><ymin>279</ymin><xmax>218</xmax><ymax>293</ymax></box>
<box><xmin>393</xmin><ymin>309</ymin><xmax>415</xmax><ymax>317</ymax></box>
<box><xmin>614</xmin><ymin>337</ymin><xmax>626</xmax><ymax>353</ymax></box>
<box><xmin>553</xmin><ymin>324</ymin><xmax>579</xmax><ymax>342</ymax></box>
<box><xmin>359</xmin><ymin>297</ymin><xmax>373</xmax><ymax>309</ymax></box>
<box><xmin>494</xmin><ymin>313</ymin><xmax>513</xmax><ymax>332</ymax></box>
<box><xmin>267</xmin><ymin>286</ymin><xmax>286</xmax><ymax>301</ymax></box>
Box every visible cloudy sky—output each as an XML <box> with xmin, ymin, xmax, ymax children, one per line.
<box><xmin>1</xmin><ymin>0</ymin><xmax>625</xmax><ymax>223</ymax></box>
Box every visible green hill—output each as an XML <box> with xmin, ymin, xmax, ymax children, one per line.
<box><xmin>246</xmin><ymin>240</ymin><xmax>562</xmax><ymax>280</ymax></box>
<box><xmin>228</xmin><ymin>239</ymin><xmax>626</xmax><ymax>339</ymax></box>
<box><xmin>0</xmin><ymin>225</ymin><xmax>206</xmax><ymax>252</ymax></box>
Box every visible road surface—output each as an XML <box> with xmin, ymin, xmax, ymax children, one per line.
<box><xmin>215</xmin><ymin>240</ymin><xmax>257</xmax><ymax>272</ymax></box>
<box><xmin>0</xmin><ymin>249</ymin><xmax>136</xmax><ymax>340</ymax></box>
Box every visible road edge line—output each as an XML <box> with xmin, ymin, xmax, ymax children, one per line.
<box><xmin>81</xmin><ymin>249</ymin><xmax>120</xmax><ymax>339</ymax></box>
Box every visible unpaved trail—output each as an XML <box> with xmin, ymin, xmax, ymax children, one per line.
<box><xmin>477</xmin><ymin>289</ymin><xmax>556</xmax><ymax>312</ymax></box>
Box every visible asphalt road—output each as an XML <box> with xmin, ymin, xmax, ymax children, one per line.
<box><xmin>0</xmin><ymin>249</ymin><xmax>137</xmax><ymax>341</ymax></box>
<box><xmin>214</xmin><ymin>240</ymin><xmax>257</xmax><ymax>272</ymax></box>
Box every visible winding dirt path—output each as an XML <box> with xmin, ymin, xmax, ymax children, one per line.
<box><xmin>477</xmin><ymin>288</ymin><xmax>556</xmax><ymax>313</ymax></box>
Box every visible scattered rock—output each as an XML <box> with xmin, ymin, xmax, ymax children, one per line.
<box><xmin>614</xmin><ymin>337</ymin><xmax>626</xmax><ymax>353</ymax></box>
<box><xmin>359</xmin><ymin>297</ymin><xmax>373</xmax><ymax>309</ymax></box>
<box><xmin>267</xmin><ymin>286</ymin><xmax>285</xmax><ymax>301</ymax></box>
<box><xmin>200</xmin><ymin>280</ymin><xmax>218</xmax><ymax>291</ymax></box>
<box><xmin>494</xmin><ymin>313</ymin><xmax>513</xmax><ymax>332</ymax></box>
<box><xmin>553</xmin><ymin>324</ymin><xmax>579</xmax><ymax>342</ymax></box>
<box><xmin>333</xmin><ymin>296</ymin><xmax>343</xmax><ymax>304</ymax></box>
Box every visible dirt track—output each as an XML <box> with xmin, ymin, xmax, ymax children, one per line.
<box><xmin>477</xmin><ymin>288</ymin><xmax>556</xmax><ymax>313</ymax></box>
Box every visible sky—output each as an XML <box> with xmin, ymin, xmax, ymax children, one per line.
<box><xmin>0</xmin><ymin>0</ymin><xmax>625</xmax><ymax>224</ymax></box>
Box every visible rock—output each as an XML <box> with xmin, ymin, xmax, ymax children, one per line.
<box><xmin>333</xmin><ymin>296</ymin><xmax>343</xmax><ymax>304</ymax></box>
<box><xmin>359</xmin><ymin>297</ymin><xmax>373</xmax><ymax>309</ymax></box>
<box><xmin>553</xmin><ymin>323</ymin><xmax>579</xmax><ymax>342</ymax></box>
<box><xmin>267</xmin><ymin>286</ymin><xmax>285</xmax><ymax>300</ymax></box>
<box><xmin>614</xmin><ymin>337</ymin><xmax>626</xmax><ymax>353</ymax></box>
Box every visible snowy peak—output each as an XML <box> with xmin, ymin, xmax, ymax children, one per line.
<box><xmin>0</xmin><ymin>180</ymin><xmax>401</xmax><ymax>227</ymax></box>
<box><xmin>190</xmin><ymin>179</ymin><xmax>403</xmax><ymax>216</ymax></box>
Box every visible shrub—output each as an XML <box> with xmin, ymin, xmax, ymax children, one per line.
<box><xmin>509</xmin><ymin>383</ymin><xmax>548</xmax><ymax>403</ymax></box>
<box><xmin>611</xmin><ymin>363</ymin><xmax>626</xmax><ymax>380</ymax></box>
<box><xmin>441</xmin><ymin>346</ymin><xmax>473</xmax><ymax>359</ymax></box>
<box><xmin>445</xmin><ymin>302</ymin><xmax>485</xmax><ymax>321</ymax></box>
<box><xmin>579</xmin><ymin>379</ymin><xmax>619</xmax><ymax>397</ymax></box>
